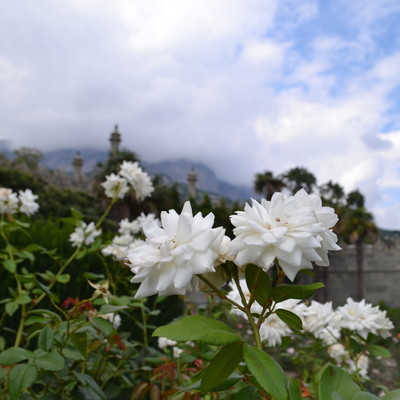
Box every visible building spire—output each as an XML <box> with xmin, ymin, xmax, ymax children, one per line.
<box><xmin>109</xmin><ymin>124</ymin><xmax>121</xmax><ymax>157</ymax></box>
<box><xmin>187</xmin><ymin>167</ymin><xmax>197</xmax><ymax>199</ymax></box>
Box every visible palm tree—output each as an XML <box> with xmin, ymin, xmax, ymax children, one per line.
<box><xmin>280</xmin><ymin>167</ymin><xmax>316</xmax><ymax>194</ymax></box>
<box><xmin>338</xmin><ymin>190</ymin><xmax>377</xmax><ymax>300</ymax></box>
<box><xmin>319</xmin><ymin>180</ymin><xmax>346</xmax><ymax>208</ymax></box>
<box><xmin>254</xmin><ymin>171</ymin><xmax>285</xmax><ymax>200</ymax></box>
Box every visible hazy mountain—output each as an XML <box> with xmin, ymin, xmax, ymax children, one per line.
<box><xmin>41</xmin><ymin>148</ymin><xmax>256</xmax><ymax>202</ymax></box>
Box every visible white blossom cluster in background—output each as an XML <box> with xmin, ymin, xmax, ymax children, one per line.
<box><xmin>101</xmin><ymin>161</ymin><xmax>154</xmax><ymax>201</ymax></box>
<box><xmin>126</xmin><ymin>189</ymin><xmax>340</xmax><ymax>298</ymax></box>
<box><xmin>69</xmin><ymin>221</ymin><xmax>101</xmax><ymax>247</ymax></box>
<box><xmin>102</xmin><ymin>213</ymin><xmax>161</xmax><ymax>261</ymax></box>
<box><xmin>228</xmin><ymin>281</ymin><xmax>394</xmax><ymax>379</ymax></box>
<box><xmin>157</xmin><ymin>337</ymin><xmax>193</xmax><ymax>359</ymax></box>
<box><xmin>0</xmin><ymin>188</ymin><xmax>39</xmax><ymax>216</ymax></box>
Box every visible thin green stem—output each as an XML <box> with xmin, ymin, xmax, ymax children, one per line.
<box><xmin>232</xmin><ymin>274</ymin><xmax>263</xmax><ymax>350</ymax></box>
<box><xmin>96</xmin><ymin>198</ymin><xmax>117</xmax><ymax>228</ymax></box>
<box><xmin>196</xmin><ymin>275</ymin><xmax>245</xmax><ymax>312</ymax></box>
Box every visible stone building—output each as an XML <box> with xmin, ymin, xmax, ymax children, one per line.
<box><xmin>309</xmin><ymin>238</ymin><xmax>400</xmax><ymax>307</ymax></box>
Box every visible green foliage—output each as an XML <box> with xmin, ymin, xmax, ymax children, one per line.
<box><xmin>153</xmin><ymin>315</ymin><xmax>241</xmax><ymax>345</ymax></box>
<box><xmin>243</xmin><ymin>344</ymin><xmax>288</xmax><ymax>400</ymax></box>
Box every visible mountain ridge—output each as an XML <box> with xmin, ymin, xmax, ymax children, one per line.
<box><xmin>41</xmin><ymin>148</ymin><xmax>256</xmax><ymax>202</ymax></box>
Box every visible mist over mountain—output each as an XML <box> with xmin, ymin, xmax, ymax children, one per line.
<box><xmin>41</xmin><ymin>148</ymin><xmax>256</xmax><ymax>202</ymax></box>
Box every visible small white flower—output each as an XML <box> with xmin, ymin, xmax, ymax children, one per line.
<box><xmin>259</xmin><ymin>299</ymin><xmax>303</xmax><ymax>347</ymax></box>
<box><xmin>118</xmin><ymin>218</ymin><xmax>141</xmax><ymax>235</ymax></box>
<box><xmin>119</xmin><ymin>161</ymin><xmax>154</xmax><ymax>201</ymax></box>
<box><xmin>327</xmin><ymin>343</ymin><xmax>350</xmax><ymax>364</ymax></box>
<box><xmin>18</xmin><ymin>189</ymin><xmax>39</xmax><ymax>216</ymax></box>
<box><xmin>136</xmin><ymin>213</ymin><xmax>161</xmax><ymax>231</ymax></box>
<box><xmin>173</xmin><ymin>346</ymin><xmax>184</xmax><ymax>358</ymax></box>
<box><xmin>230</xmin><ymin>190</ymin><xmax>339</xmax><ymax>281</ymax></box>
<box><xmin>100</xmin><ymin>313</ymin><xmax>121</xmax><ymax>329</ymax></box>
<box><xmin>126</xmin><ymin>201</ymin><xmax>224</xmax><ymax>297</ymax></box>
<box><xmin>157</xmin><ymin>337</ymin><xmax>177</xmax><ymax>350</ymax></box>
<box><xmin>0</xmin><ymin>188</ymin><xmax>18</xmax><ymax>215</ymax></box>
<box><xmin>337</xmin><ymin>298</ymin><xmax>394</xmax><ymax>340</ymax></box>
<box><xmin>347</xmin><ymin>353</ymin><xmax>369</xmax><ymax>379</ymax></box>
<box><xmin>69</xmin><ymin>221</ymin><xmax>101</xmax><ymax>247</ymax></box>
<box><xmin>101</xmin><ymin>173</ymin><xmax>129</xmax><ymax>199</ymax></box>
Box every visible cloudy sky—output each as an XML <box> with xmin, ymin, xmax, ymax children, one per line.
<box><xmin>1</xmin><ymin>0</ymin><xmax>400</xmax><ymax>229</ymax></box>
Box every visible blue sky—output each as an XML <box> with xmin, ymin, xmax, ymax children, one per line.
<box><xmin>0</xmin><ymin>0</ymin><xmax>399</xmax><ymax>229</ymax></box>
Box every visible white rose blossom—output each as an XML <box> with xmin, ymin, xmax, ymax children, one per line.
<box><xmin>118</xmin><ymin>161</ymin><xmax>154</xmax><ymax>201</ymax></box>
<box><xmin>336</xmin><ymin>298</ymin><xmax>394</xmax><ymax>340</ymax></box>
<box><xmin>0</xmin><ymin>188</ymin><xmax>19</xmax><ymax>215</ymax></box>
<box><xmin>126</xmin><ymin>201</ymin><xmax>224</xmax><ymax>297</ymax></box>
<box><xmin>229</xmin><ymin>189</ymin><xmax>340</xmax><ymax>281</ymax></box>
<box><xmin>18</xmin><ymin>189</ymin><xmax>40</xmax><ymax>216</ymax></box>
<box><xmin>101</xmin><ymin>173</ymin><xmax>129</xmax><ymax>199</ymax></box>
<box><xmin>69</xmin><ymin>221</ymin><xmax>101</xmax><ymax>247</ymax></box>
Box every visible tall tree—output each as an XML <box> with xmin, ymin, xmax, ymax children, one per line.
<box><xmin>280</xmin><ymin>167</ymin><xmax>316</xmax><ymax>194</ymax></box>
<box><xmin>319</xmin><ymin>180</ymin><xmax>346</xmax><ymax>208</ymax></box>
<box><xmin>338</xmin><ymin>190</ymin><xmax>377</xmax><ymax>300</ymax></box>
<box><xmin>254</xmin><ymin>171</ymin><xmax>284</xmax><ymax>200</ymax></box>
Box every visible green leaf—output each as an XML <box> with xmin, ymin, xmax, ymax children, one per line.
<box><xmin>382</xmin><ymin>390</ymin><xmax>400</xmax><ymax>400</ymax></box>
<box><xmin>4</xmin><ymin>259</ymin><xmax>17</xmax><ymax>273</ymax></box>
<box><xmin>245</xmin><ymin>264</ymin><xmax>271</xmax><ymax>306</ymax></box>
<box><xmin>243</xmin><ymin>344</ymin><xmax>287</xmax><ymax>400</ymax></box>
<box><xmin>38</xmin><ymin>325</ymin><xmax>54</xmax><ymax>352</ymax></box>
<box><xmin>272</xmin><ymin>282</ymin><xmax>325</xmax><ymax>303</ymax></box>
<box><xmin>9</xmin><ymin>363</ymin><xmax>37</xmax><ymax>400</ymax></box>
<box><xmin>332</xmin><ymin>393</ymin><xmax>345</xmax><ymax>400</ymax></box>
<box><xmin>0</xmin><ymin>347</ymin><xmax>34</xmax><ymax>365</ymax></box>
<box><xmin>91</xmin><ymin>317</ymin><xmax>113</xmax><ymax>336</ymax></box>
<box><xmin>99</xmin><ymin>304</ymin><xmax>128</xmax><ymax>314</ymax></box>
<box><xmin>275</xmin><ymin>309</ymin><xmax>303</xmax><ymax>331</ymax></box>
<box><xmin>208</xmin><ymin>374</ymin><xmax>242</xmax><ymax>392</ymax></box>
<box><xmin>75</xmin><ymin>373</ymin><xmax>107</xmax><ymax>400</ymax></box>
<box><xmin>153</xmin><ymin>316</ymin><xmax>241</xmax><ymax>345</ymax></box>
<box><xmin>76</xmin><ymin>250</ymin><xmax>87</xmax><ymax>260</ymax></box>
<box><xmin>318</xmin><ymin>364</ymin><xmax>360</xmax><ymax>400</ymax></box>
<box><xmin>287</xmin><ymin>378</ymin><xmax>302</xmax><ymax>400</ymax></box>
<box><xmin>231</xmin><ymin>386</ymin><xmax>262</xmax><ymax>400</ymax></box>
<box><xmin>15</xmin><ymin>292</ymin><xmax>32</xmax><ymax>305</ymax></box>
<box><xmin>352</xmin><ymin>392</ymin><xmax>379</xmax><ymax>399</ymax></box>
<box><xmin>33</xmin><ymin>351</ymin><xmax>65</xmax><ymax>371</ymax></box>
<box><xmin>56</xmin><ymin>274</ymin><xmax>70</xmax><ymax>284</ymax></box>
<box><xmin>5</xmin><ymin>301</ymin><xmax>18</xmax><ymax>316</ymax></box>
<box><xmin>367</xmin><ymin>345</ymin><xmax>391</xmax><ymax>358</ymax></box>
<box><xmin>200</xmin><ymin>341</ymin><xmax>243</xmax><ymax>392</ymax></box>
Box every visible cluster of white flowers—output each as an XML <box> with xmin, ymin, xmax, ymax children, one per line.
<box><xmin>101</xmin><ymin>161</ymin><xmax>154</xmax><ymax>201</ymax></box>
<box><xmin>157</xmin><ymin>337</ymin><xmax>193</xmax><ymax>358</ymax></box>
<box><xmin>126</xmin><ymin>190</ymin><xmax>341</xmax><ymax>298</ymax></box>
<box><xmin>69</xmin><ymin>221</ymin><xmax>101</xmax><ymax>247</ymax></box>
<box><xmin>126</xmin><ymin>201</ymin><xmax>227</xmax><ymax>297</ymax></box>
<box><xmin>102</xmin><ymin>213</ymin><xmax>160</xmax><ymax>261</ymax></box>
<box><xmin>336</xmin><ymin>298</ymin><xmax>394</xmax><ymax>339</ymax></box>
<box><xmin>0</xmin><ymin>188</ymin><xmax>39</xmax><ymax>216</ymax></box>
<box><xmin>230</xmin><ymin>189</ymin><xmax>340</xmax><ymax>281</ymax></box>
<box><xmin>228</xmin><ymin>280</ymin><xmax>393</xmax><ymax>345</ymax></box>
<box><xmin>327</xmin><ymin>344</ymin><xmax>369</xmax><ymax>379</ymax></box>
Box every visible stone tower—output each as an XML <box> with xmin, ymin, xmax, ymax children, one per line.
<box><xmin>109</xmin><ymin>125</ymin><xmax>121</xmax><ymax>157</ymax></box>
<box><xmin>72</xmin><ymin>151</ymin><xmax>86</xmax><ymax>189</ymax></box>
<box><xmin>187</xmin><ymin>167</ymin><xmax>197</xmax><ymax>199</ymax></box>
